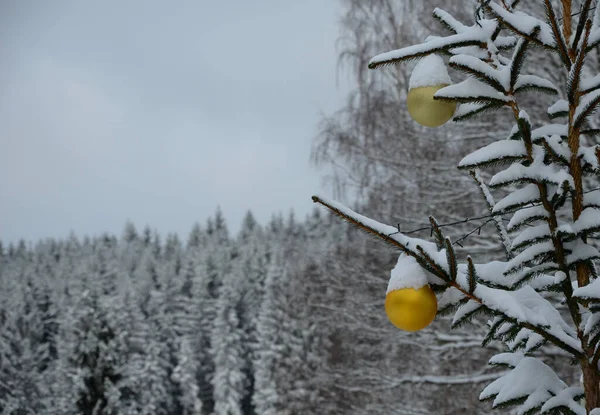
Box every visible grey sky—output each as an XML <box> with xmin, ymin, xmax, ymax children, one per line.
<box><xmin>0</xmin><ymin>1</ymin><xmax>350</xmax><ymax>244</ymax></box>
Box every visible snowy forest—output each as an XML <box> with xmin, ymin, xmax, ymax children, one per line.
<box><xmin>0</xmin><ymin>207</ymin><xmax>535</xmax><ymax>415</ymax></box>
<box><xmin>2</xmin><ymin>0</ymin><xmax>600</xmax><ymax>414</ymax></box>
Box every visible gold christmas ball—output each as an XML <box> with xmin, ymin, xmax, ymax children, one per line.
<box><xmin>407</xmin><ymin>85</ymin><xmax>456</xmax><ymax>128</ymax></box>
<box><xmin>385</xmin><ymin>285</ymin><xmax>438</xmax><ymax>332</ymax></box>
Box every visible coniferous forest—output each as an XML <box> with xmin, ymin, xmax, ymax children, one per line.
<box><xmin>0</xmin><ymin>208</ymin><xmax>583</xmax><ymax>414</ymax></box>
<box><xmin>0</xmin><ymin>211</ymin><xmax>350</xmax><ymax>414</ymax></box>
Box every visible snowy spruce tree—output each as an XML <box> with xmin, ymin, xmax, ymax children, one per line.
<box><xmin>314</xmin><ymin>1</ymin><xmax>600</xmax><ymax>414</ymax></box>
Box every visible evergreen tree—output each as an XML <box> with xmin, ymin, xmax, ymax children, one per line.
<box><xmin>0</xmin><ymin>267</ymin><xmax>46</xmax><ymax>414</ymax></box>
<box><xmin>172</xmin><ymin>338</ymin><xmax>203</xmax><ymax>415</ymax></box>
<box><xmin>123</xmin><ymin>220</ymin><xmax>139</xmax><ymax>243</ymax></box>
<box><xmin>253</xmin><ymin>253</ymin><xmax>313</xmax><ymax>414</ymax></box>
<box><xmin>60</xmin><ymin>290</ymin><xmax>132</xmax><ymax>414</ymax></box>
<box><xmin>314</xmin><ymin>1</ymin><xmax>600</xmax><ymax>414</ymax></box>
<box><xmin>236</xmin><ymin>211</ymin><xmax>270</xmax><ymax>415</ymax></box>
<box><xmin>135</xmin><ymin>238</ymin><xmax>181</xmax><ymax>415</ymax></box>
<box><xmin>188</xmin><ymin>222</ymin><xmax>204</xmax><ymax>249</ymax></box>
<box><xmin>213</xmin><ymin>207</ymin><xmax>229</xmax><ymax>245</ymax></box>
<box><xmin>121</xmin><ymin>221</ymin><xmax>144</xmax><ymax>276</ymax></box>
<box><xmin>211</xmin><ymin>265</ymin><xmax>247</xmax><ymax>415</ymax></box>
<box><xmin>193</xmin><ymin>209</ymin><xmax>237</xmax><ymax>413</ymax></box>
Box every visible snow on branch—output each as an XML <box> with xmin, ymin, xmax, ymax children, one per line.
<box><xmin>434</xmin><ymin>77</ymin><xmax>510</xmax><ymax>105</ymax></box>
<box><xmin>458</xmin><ymin>140</ymin><xmax>528</xmax><ymax>170</ymax></box>
<box><xmin>584</xmin><ymin>188</ymin><xmax>600</xmax><ymax>209</ymax></box>
<box><xmin>485</xmin><ymin>1</ymin><xmax>557</xmax><ymax>48</ymax></box>
<box><xmin>541</xmin><ymin>387</ymin><xmax>586</xmax><ymax>415</ymax></box>
<box><xmin>453</xmin><ymin>102</ymin><xmax>506</xmax><ymax>122</ymax></box>
<box><xmin>574</xmin><ymin>88</ymin><xmax>600</xmax><ymax>129</ymax></box>
<box><xmin>581</xmin><ymin>74</ymin><xmax>600</xmax><ymax>95</ymax></box>
<box><xmin>504</xmin><ymin>241</ymin><xmax>555</xmax><ymax>275</ymax></box>
<box><xmin>368</xmin><ymin>19</ymin><xmax>498</xmax><ymax>69</ymax></box>
<box><xmin>311</xmin><ymin>196</ymin><xmax>584</xmax><ymax>357</ymax></box>
<box><xmin>469</xmin><ymin>284</ymin><xmax>582</xmax><ymax>355</ymax></box>
<box><xmin>448</xmin><ymin>54</ymin><xmax>509</xmax><ymax>92</ymax></box>
<box><xmin>469</xmin><ymin>170</ymin><xmax>513</xmax><ymax>260</ymax></box>
<box><xmin>489</xmin><ymin>147</ymin><xmax>574</xmax><ymax>190</ymax></box>
<box><xmin>432</xmin><ymin>8</ymin><xmax>467</xmax><ymax>34</ymax></box>
<box><xmin>506</xmin><ymin>205</ymin><xmax>549</xmax><ymax>232</ymax></box>
<box><xmin>548</xmin><ymin>99</ymin><xmax>569</xmax><ymax>119</ymax></box>
<box><xmin>510</xmin><ymin>224</ymin><xmax>551</xmax><ymax>252</ymax></box>
<box><xmin>572</xmin><ymin>0</ymin><xmax>595</xmax><ymax>52</ymax></box>
<box><xmin>580</xmin><ymin>145</ymin><xmax>600</xmax><ymax>172</ymax></box>
<box><xmin>493</xmin><ymin>184</ymin><xmax>540</xmax><ymax>215</ymax></box>
<box><xmin>310</xmin><ymin>195</ymin><xmax>449</xmax><ymax>281</ymax></box>
<box><xmin>573</xmin><ymin>277</ymin><xmax>600</xmax><ymax>301</ymax></box>
<box><xmin>542</xmin><ymin>0</ymin><xmax>572</xmax><ymax>68</ymax></box>
<box><xmin>479</xmin><ymin>356</ymin><xmax>570</xmax><ymax>413</ymax></box>
<box><xmin>514</xmin><ymin>75</ymin><xmax>559</xmax><ymax>95</ymax></box>
<box><xmin>564</xmin><ymin>240</ymin><xmax>600</xmax><ymax>268</ymax></box>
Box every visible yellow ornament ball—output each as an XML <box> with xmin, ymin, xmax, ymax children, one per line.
<box><xmin>407</xmin><ymin>85</ymin><xmax>456</xmax><ymax>128</ymax></box>
<box><xmin>385</xmin><ymin>285</ymin><xmax>438</xmax><ymax>332</ymax></box>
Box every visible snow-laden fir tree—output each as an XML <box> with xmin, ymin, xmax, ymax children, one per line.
<box><xmin>253</xmin><ymin>249</ymin><xmax>322</xmax><ymax>415</ymax></box>
<box><xmin>211</xmin><ymin>270</ymin><xmax>247</xmax><ymax>415</ymax></box>
<box><xmin>171</xmin><ymin>337</ymin><xmax>203</xmax><ymax>415</ymax></box>
<box><xmin>0</xmin><ymin>261</ymin><xmax>46</xmax><ymax>414</ymax></box>
<box><xmin>314</xmin><ymin>1</ymin><xmax>600</xmax><ymax>413</ymax></box>
<box><xmin>192</xmin><ymin>211</ymin><xmax>230</xmax><ymax>414</ymax></box>
<box><xmin>251</xmin><ymin>256</ymin><xmax>286</xmax><ymax>415</ymax></box>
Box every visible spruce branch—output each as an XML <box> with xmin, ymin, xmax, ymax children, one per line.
<box><xmin>507</xmin><ymin>103</ymin><xmax>585</xmax><ymax>369</ymax></box>
<box><xmin>434</xmin><ymin>92</ymin><xmax>508</xmax><ymax>106</ymax></box>
<box><xmin>448</xmin><ymin>56</ymin><xmax>506</xmax><ymax>92</ymax></box>
<box><xmin>470</xmin><ymin>169</ymin><xmax>514</xmax><ymax>260</ymax></box>
<box><xmin>445</xmin><ymin>237</ymin><xmax>458</xmax><ymax>281</ymax></box>
<box><xmin>567</xmin><ymin>19</ymin><xmax>592</xmax><ymax>107</ymax></box>
<box><xmin>453</xmin><ymin>102</ymin><xmax>506</xmax><ymax>122</ymax></box>
<box><xmin>582</xmin><ymin>128</ymin><xmax>600</xmax><ymax>137</ymax></box>
<box><xmin>484</xmin><ymin>2</ymin><xmax>554</xmax><ymax>49</ymax></box>
<box><xmin>483</xmin><ymin>318</ymin><xmax>506</xmax><ymax>347</ymax></box>
<box><xmin>574</xmin><ymin>89</ymin><xmax>600</xmax><ymax>130</ymax></box>
<box><xmin>572</xmin><ymin>0</ymin><xmax>594</xmax><ymax>50</ymax></box>
<box><xmin>429</xmin><ymin>216</ymin><xmax>445</xmax><ymax>250</ymax></box>
<box><xmin>368</xmin><ymin>17</ymin><xmax>498</xmax><ymax>69</ymax></box>
<box><xmin>492</xmin><ymin>48</ymin><xmax>593</xmax><ymax>390</ymax></box>
<box><xmin>539</xmin><ymin>137</ymin><xmax>570</xmax><ymax>167</ymax></box>
<box><xmin>548</xmin><ymin>99</ymin><xmax>570</xmax><ymax>119</ymax></box>
<box><xmin>544</xmin><ymin>0</ymin><xmax>573</xmax><ymax>69</ymax></box>
<box><xmin>432</xmin><ymin>8</ymin><xmax>466</xmax><ymax>34</ymax></box>
<box><xmin>311</xmin><ymin>196</ymin><xmax>585</xmax><ymax>358</ymax></box>
<box><xmin>375</xmin><ymin>187</ymin><xmax>599</xmax><ymax>241</ymax></box>
<box><xmin>468</xmin><ymin>256</ymin><xmax>478</xmax><ymax>294</ymax></box>
<box><xmin>581</xmin><ymin>74</ymin><xmax>600</xmax><ymax>95</ymax></box>
<box><xmin>368</xmin><ymin>35</ymin><xmax>483</xmax><ymax>69</ymax></box>
<box><xmin>310</xmin><ymin>195</ymin><xmax>413</xmax><ymax>255</ymax></box>
<box><xmin>452</xmin><ymin>301</ymin><xmax>486</xmax><ymax>329</ymax></box>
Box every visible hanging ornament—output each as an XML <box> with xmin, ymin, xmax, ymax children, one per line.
<box><xmin>407</xmin><ymin>54</ymin><xmax>456</xmax><ymax>128</ymax></box>
<box><xmin>385</xmin><ymin>254</ymin><xmax>438</xmax><ymax>332</ymax></box>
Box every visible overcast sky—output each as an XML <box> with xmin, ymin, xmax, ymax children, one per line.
<box><xmin>0</xmin><ymin>1</ymin><xmax>351</xmax><ymax>245</ymax></box>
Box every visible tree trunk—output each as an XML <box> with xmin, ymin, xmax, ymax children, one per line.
<box><xmin>582</xmin><ymin>359</ymin><xmax>600</xmax><ymax>413</ymax></box>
